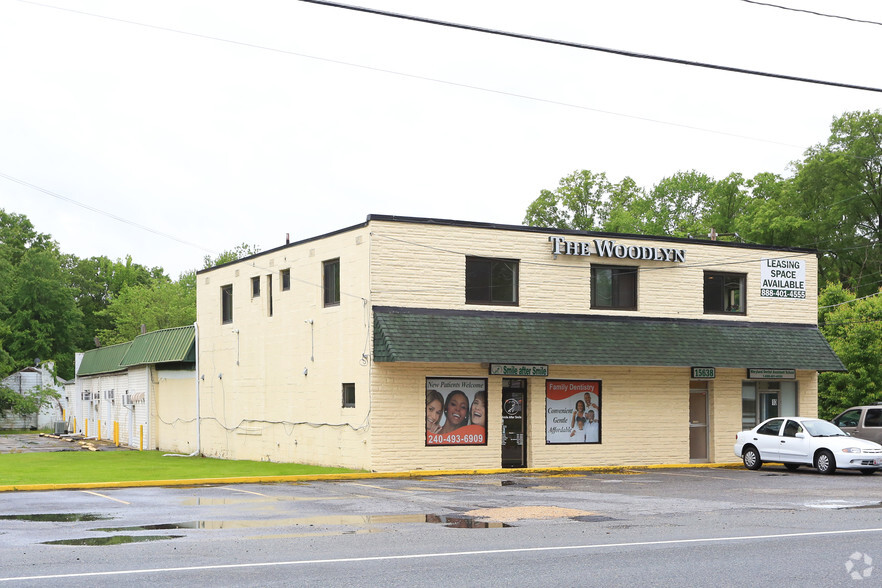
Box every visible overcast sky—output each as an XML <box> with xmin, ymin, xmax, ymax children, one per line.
<box><xmin>2</xmin><ymin>0</ymin><xmax>881</xmax><ymax>278</ymax></box>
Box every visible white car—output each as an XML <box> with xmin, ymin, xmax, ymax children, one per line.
<box><xmin>734</xmin><ymin>416</ymin><xmax>882</xmax><ymax>475</ymax></box>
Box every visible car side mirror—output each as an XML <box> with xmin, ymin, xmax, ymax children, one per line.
<box><xmin>795</xmin><ymin>433</ymin><xmax>805</xmax><ymax>439</ymax></box>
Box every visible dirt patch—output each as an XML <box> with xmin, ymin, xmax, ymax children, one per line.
<box><xmin>464</xmin><ymin>506</ymin><xmax>594</xmax><ymax>522</ymax></box>
<box><xmin>0</xmin><ymin>434</ymin><xmax>132</xmax><ymax>453</ymax></box>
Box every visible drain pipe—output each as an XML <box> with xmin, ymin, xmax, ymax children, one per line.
<box><xmin>164</xmin><ymin>321</ymin><xmax>201</xmax><ymax>458</ymax></box>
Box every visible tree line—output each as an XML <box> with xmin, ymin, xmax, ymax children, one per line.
<box><xmin>524</xmin><ymin>110</ymin><xmax>882</xmax><ymax>418</ymax></box>
<box><xmin>0</xmin><ymin>209</ymin><xmax>256</xmax><ymax>383</ymax></box>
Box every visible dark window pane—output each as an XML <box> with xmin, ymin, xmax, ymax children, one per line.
<box><xmin>466</xmin><ymin>257</ymin><xmax>518</xmax><ymax>304</ymax></box>
<box><xmin>221</xmin><ymin>285</ymin><xmax>233</xmax><ymax>324</ymax></box>
<box><xmin>704</xmin><ymin>272</ymin><xmax>745</xmax><ymax>314</ymax></box>
<box><xmin>323</xmin><ymin>259</ymin><xmax>340</xmax><ymax>306</ymax></box>
<box><xmin>591</xmin><ymin>266</ymin><xmax>636</xmax><ymax>309</ymax></box>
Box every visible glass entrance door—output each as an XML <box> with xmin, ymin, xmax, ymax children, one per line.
<box><xmin>689</xmin><ymin>381</ymin><xmax>708</xmax><ymax>462</ymax></box>
<box><xmin>501</xmin><ymin>379</ymin><xmax>527</xmax><ymax>468</ymax></box>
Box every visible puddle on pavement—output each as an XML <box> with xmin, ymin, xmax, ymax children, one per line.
<box><xmin>571</xmin><ymin>515</ymin><xmax>619</xmax><ymax>522</ymax></box>
<box><xmin>42</xmin><ymin>535</ymin><xmax>183</xmax><ymax>546</ymax></box>
<box><xmin>97</xmin><ymin>514</ymin><xmax>510</xmax><ymax>531</ymax></box>
<box><xmin>180</xmin><ymin>496</ymin><xmax>347</xmax><ymax>506</ymax></box>
<box><xmin>0</xmin><ymin>513</ymin><xmax>111</xmax><ymax>522</ymax></box>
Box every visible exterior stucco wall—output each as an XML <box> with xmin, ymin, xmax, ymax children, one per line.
<box><xmin>195</xmin><ymin>225</ymin><xmax>372</xmax><ymax>467</ymax></box>
<box><xmin>153</xmin><ymin>368</ymin><xmax>197</xmax><ymax>453</ymax></box>
<box><xmin>367</xmin><ymin>220</ymin><xmax>818</xmax><ymax>323</ymax></box>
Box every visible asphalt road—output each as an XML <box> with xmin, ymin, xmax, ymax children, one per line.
<box><xmin>2</xmin><ymin>466</ymin><xmax>882</xmax><ymax>587</ymax></box>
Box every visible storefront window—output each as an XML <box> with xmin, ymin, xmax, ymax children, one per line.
<box><xmin>425</xmin><ymin>378</ymin><xmax>487</xmax><ymax>446</ymax></box>
<box><xmin>741</xmin><ymin>380</ymin><xmax>798</xmax><ymax>429</ymax></box>
<box><xmin>545</xmin><ymin>380</ymin><xmax>601</xmax><ymax>444</ymax></box>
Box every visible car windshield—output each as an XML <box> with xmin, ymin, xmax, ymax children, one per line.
<box><xmin>802</xmin><ymin>419</ymin><xmax>848</xmax><ymax>437</ymax></box>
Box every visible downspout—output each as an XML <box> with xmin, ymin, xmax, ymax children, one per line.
<box><xmin>164</xmin><ymin>321</ymin><xmax>201</xmax><ymax>458</ymax></box>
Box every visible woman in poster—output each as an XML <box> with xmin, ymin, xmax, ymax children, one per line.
<box><xmin>426</xmin><ymin>390</ymin><xmax>443</xmax><ymax>434</ymax></box>
<box><xmin>439</xmin><ymin>390</ymin><xmax>470</xmax><ymax>435</ymax></box>
<box><xmin>570</xmin><ymin>400</ymin><xmax>587</xmax><ymax>441</ymax></box>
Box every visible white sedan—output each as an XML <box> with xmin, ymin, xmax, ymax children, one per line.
<box><xmin>734</xmin><ymin>416</ymin><xmax>882</xmax><ymax>475</ymax></box>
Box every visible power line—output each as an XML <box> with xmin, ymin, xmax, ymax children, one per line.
<box><xmin>738</xmin><ymin>0</ymin><xmax>882</xmax><ymax>27</ymax></box>
<box><xmin>299</xmin><ymin>0</ymin><xmax>882</xmax><ymax>94</ymax></box>
<box><xmin>0</xmin><ymin>171</ymin><xmax>215</xmax><ymax>255</ymax></box>
<box><xmin>12</xmin><ymin>0</ymin><xmax>812</xmax><ymax>151</ymax></box>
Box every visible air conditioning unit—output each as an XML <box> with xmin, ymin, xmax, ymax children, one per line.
<box><xmin>105</xmin><ymin>390</ymin><xmax>115</xmax><ymax>401</ymax></box>
<box><xmin>122</xmin><ymin>394</ymin><xmax>135</xmax><ymax>406</ymax></box>
<box><xmin>82</xmin><ymin>391</ymin><xmax>92</xmax><ymax>401</ymax></box>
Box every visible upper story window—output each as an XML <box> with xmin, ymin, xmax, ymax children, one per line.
<box><xmin>221</xmin><ymin>284</ymin><xmax>233</xmax><ymax>324</ymax></box>
<box><xmin>704</xmin><ymin>271</ymin><xmax>746</xmax><ymax>314</ymax></box>
<box><xmin>280</xmin><ymin>268</ymin><xmax>291</xmax><ymax>291</ymax></box>
<box><xmin>323</xmin><ymin>258</ymin><xmax>340</xmax><ymax>307</ymax></box>
<box><xmin>251</xmin><ymin>276</ymin><xmax>260</xmax><ymax>298</ymax></box>
<box><xmin>465</xmin><ymin>257</ymin><xmax>518</xmax><ymax>305</ymax></box>
<box><xmin>591</xmin><ymin>265</ymin><xmax>637</xmax><ymax>310</ymax></box>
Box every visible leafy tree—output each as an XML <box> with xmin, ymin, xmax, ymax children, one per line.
<box><xmin>65</xmin><ymin>254</ymin><xmax>165</xmax><ymax>350</ymax></box>
<box><xmin>0</xmin><ymin>211</ymin><xmax>81</xmax><ymax>379</ymax></box>
<box><xmin>203</xmin><ymin>243</ymin><xmax>260</xmax><ymax>269</ymax></box>
<box><xmin>2</xmin><ymin>248</ymin><xmax>83</xmax><ymax>379</ymax></box>
<box><xmin>523</xmin><ymin>170</ymin><xmax>620</xmax><ymax>231</ymax></box>
<box><xmin>793</xmin><ymin>110</ymin><xmax>882</xmax><ymax>296</ymax></box>
<box><xmin>95</xmin><ymin>278</ymin><xmax>196</xmax><ymax>345</ymax></box>
<box><xmin>818</xmin><ymin>284</ymin><xmax>882</xmax><ymax>418</ymax></box>
<box><xmin>0</xmin><ymin>383</ymin><xmax>61</xmax><ymax>419</ymax></box>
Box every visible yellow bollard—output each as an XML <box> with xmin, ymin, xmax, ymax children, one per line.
<box><xmin>85</xmin><ymin>420</ymin><xmax>88</xmax><ymax>437</ymax></box>
<box><xmin>98</xmin><ymin>420</ymin><xmax>101</xmax><ymax>440</ymax></box>
<box><xmin>73</xmin><ymin>417</ymin><xmax>77</xmax><ymax>434</ymax></box>
<box><xmin>114</xmin><ymin>422</ymin><xmax>119</xmax><ymax>446</ymax></box>
<box><xmin>139</xmin><ymin>425</ymin><xmax>143</xmax><ymax>451</ymax></box>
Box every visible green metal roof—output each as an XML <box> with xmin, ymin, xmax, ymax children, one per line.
<box><xmin>77</xmin><ymin>326</ymin><xmax>195</xmax><ymax>377</ymax></box>
<box><xmin>373</xmin><ymin>306</ymin><xmax>846</xmax><ymax>371</ymax></box>
<box><xmin>77</xmin><ymin>342</ymin><xmax>132</xmax><ymax>376</ymax></box>
<box><xmin>121</xmin><ymin>325</ymin><xmax>195</xmax><ymax>367</ymax></box>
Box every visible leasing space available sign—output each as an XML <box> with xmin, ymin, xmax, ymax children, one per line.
<box><xmin>760</xmin><ymin>258</ymin><xmax>806</xmax><ymax>299</ymax></box>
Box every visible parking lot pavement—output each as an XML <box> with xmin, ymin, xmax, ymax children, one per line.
<box><xmin>0</xmin><ymin>433</ymin><xmax>131</xmax><ymax>453</ymax></box>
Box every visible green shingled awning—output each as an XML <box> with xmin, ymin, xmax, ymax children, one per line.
<box><xmin>373</xmin><ymin>307</ymin><xmax>845</xmax><ymax>371</ymax></box>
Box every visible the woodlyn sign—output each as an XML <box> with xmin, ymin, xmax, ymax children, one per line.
<box><xmin>549</xmin><ymin>236</ymin><xmax>686</xmax><ymax>263</ymax></box>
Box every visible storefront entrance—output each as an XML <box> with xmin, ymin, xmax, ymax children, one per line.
<box><xmin>501</xmin><ymin>378</ymin><xmax>527</xmax><ymax>468</ymax></box>
<box><xmin>689</xmin><ymin>381</ymin><xmax>709</xmax><ymax>462</ymax></box>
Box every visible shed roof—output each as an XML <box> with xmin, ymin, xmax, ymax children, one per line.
<box><xmin>77</xmin><ymin>342</ymin><xmax>132</xmax><ymax>376</ymax></box>
<box><xmin>373</xmin><ymin>306</ymin><xmax>845</xmax><ymax>371</ymax></box>
<box><xmin>77</xmin><ymin>326</ymin><xmax>195</xmax><ymax>377</ymax></box>
<box><xmin>121</xmin><ymin>325</ymin><xmax>195</xmax><ymax>367</ymax></box>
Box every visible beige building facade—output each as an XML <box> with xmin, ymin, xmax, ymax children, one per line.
<box><xmin>193</xmin><ymin>215</ymin><xmax>843</xmax><ymax>472</ymax></box>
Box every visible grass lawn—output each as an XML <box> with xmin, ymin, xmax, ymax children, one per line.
<box><xmin>0</xmin><ymin>450</ymin><xmax>361</xmax><ymax>486</ymax></box>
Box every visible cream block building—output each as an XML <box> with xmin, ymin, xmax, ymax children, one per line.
<box><xmin>193</xmin><ymin>215</ymin><xmax>842</xmax><ymax>471</ymax></box>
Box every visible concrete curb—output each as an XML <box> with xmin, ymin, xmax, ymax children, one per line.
<box><xmin>0</xmin><ymin>462</ymin><xmax>745</xmax><ymax>492</ymax></box>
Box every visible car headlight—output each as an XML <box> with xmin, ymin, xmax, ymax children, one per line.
<box><xmin>841</xmin><ymin>447</ymin><xmax>862</xmax><ymax>454</ymax></box>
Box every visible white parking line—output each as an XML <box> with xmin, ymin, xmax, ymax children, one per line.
<box><xmin>3</xmin><ymin>527</ymin><xmax>882</xmax><ymax>582</ymax></box>
<box><xmin>79</xmin><ymin>490</ymin><xmax>129</xmax><ymax>505</ymax></box>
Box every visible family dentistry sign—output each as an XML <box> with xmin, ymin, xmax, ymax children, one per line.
<box><xmin>548</xmin><ymin>236</ymin><xmax>687</xmax><ymax>263</ymax></box>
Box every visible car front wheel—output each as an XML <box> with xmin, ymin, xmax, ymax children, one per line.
<box><xmin>816</xmin><ymin>450</ymin><xmax>837</xmax><ymax>475</ymax></box>
<box><xmin>743</xmin><ymin>446</ymin><xmax>762</xmax><ymax>470</ymax></box>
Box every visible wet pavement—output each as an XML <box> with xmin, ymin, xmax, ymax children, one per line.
<box><xmin>0</xmin><ymin>433</ymin><xmax>131</xmax><ymax>453</ymax></box>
